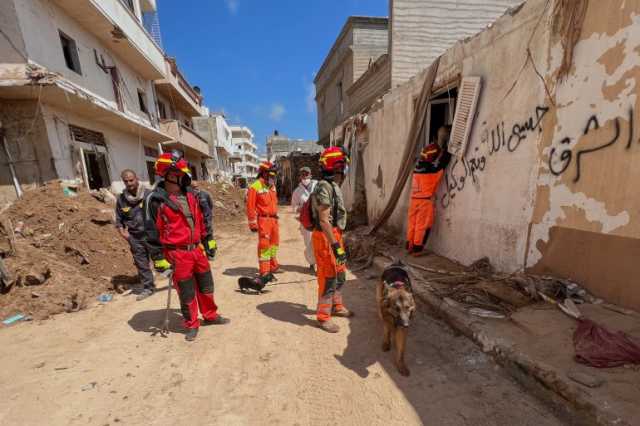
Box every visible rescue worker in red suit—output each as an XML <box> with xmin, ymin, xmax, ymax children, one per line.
<box><xmin>246</xmin><ymin>161</ymin><xmax>280</xmax><ymax>288</ymax></box>
<box><xmin>145</xmin><ymin>153</ymin><xmax>229</xmax><ymax>341</ymax></box>
<box><xmin>406</xmin><ymin>125</ymin><xmax>452</xmax><ymax>255</ymax></box>
<box><xmin>311</xmin><ymin>147</ymin><xmax>353</xmax><ymax>333</ymax></box>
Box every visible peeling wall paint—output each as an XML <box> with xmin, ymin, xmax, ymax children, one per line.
<box><xmin>361</xmin><ymin>0</ymin><xmax>640</xmax><ymax>308</ymax></box>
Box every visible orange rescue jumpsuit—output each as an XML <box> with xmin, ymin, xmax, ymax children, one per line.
<box><xmin>311</xmin><ymin>180</ymin><xmax>348</xmax><ymax>322</ymax></box>
<box><xmin>406</xmin><ymin>149</ymin><xmax>450</xmax><ymax>251</ymax></box>
<box><xmin>247</xmin><ymin>178</ymin><xmax>279</xmax><ymax>276</ymax></box>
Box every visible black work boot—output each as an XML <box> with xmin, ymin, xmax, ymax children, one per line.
<box><xmin>203</xmin><ymin>316</ymin><xmax>230</xmax><ymax>326</ymax></box>
<box><xmin>185</xmin><ymin>327</ymin><xmax>199</xmax><ymax>342</ymax></box>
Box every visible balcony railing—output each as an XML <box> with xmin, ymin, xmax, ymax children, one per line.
<box><xmin>155</xmin><ymin>57</ymin><xmax>203</xmax><ymax>117</ymax></box>
<box><xmin>160</xmin><ymin>120</ymin><xmax>210</xmax><ymax>157</ymax></box>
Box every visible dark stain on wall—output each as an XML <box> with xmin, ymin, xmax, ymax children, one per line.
<box><xmin>530</xmin><ymin>226</ymin><xmax>640</xmax><ymax>310</ymax></box>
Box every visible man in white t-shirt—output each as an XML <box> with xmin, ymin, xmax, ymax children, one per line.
<box><xmin>291</xmin><ymin>166</ymin><xmax>317</xmax><ymax>272</ymax></box>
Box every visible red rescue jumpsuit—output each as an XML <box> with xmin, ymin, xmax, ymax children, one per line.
<box><xmin>146</xmin><ymin>188</ymin><xmax>218</xmax><ymax>329</ymax></box>
<box><xmin>246</xmin><ymin>178</ymin><xmax>279</xmax><ymax>276</ymax></box>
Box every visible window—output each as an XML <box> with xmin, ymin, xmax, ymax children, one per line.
<box><xmin>137</xmin><ymin>89</ymin><xmax>148</xmax><ymax>114</ymax></box>
<box><xmin>122</xmin><ymin>0</ymin><xmax>135</xmax><ymax>14</ymax></box>
<box><xmin>59</xmin><ymin>31</ymin><xmax>81</xmax><ymax>74</ymax></box>
<box><xmin>157</xmin><ymin>101</ymin><xmax>167</xmax><ymax>120</ymax></box>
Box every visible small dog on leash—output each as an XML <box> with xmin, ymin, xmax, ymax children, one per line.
<box><xmin>376</xmin><ymin>261</ymin><xmax>416</xmax><ymax>377</ymax></box>
<box><xmin>237</xmin><ymin>276</ymin><xmax>266</xmax><ymax>294</ymax></box>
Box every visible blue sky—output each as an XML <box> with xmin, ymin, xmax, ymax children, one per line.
<box><xmin>158</xmin><ymin>0</ymin><xmax>387</xmax><ymax>153</ymax></box>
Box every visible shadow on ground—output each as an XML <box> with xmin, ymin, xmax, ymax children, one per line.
<box><xmin>278</xmin><ymin>264</ymin><xmax>315</xmax><ymax>275</ymax></box>
<box><xmin>256</xmin><ymin>301</ymin><xmax>317</xmax><ymax>327</ymax></box>
<box><xmin>223</xmin><ymin>267</ymin><xmax>258</xmax><ymax>277</ymax></box>
<box><xmin>128</xmin><ymin>308</ymin><xmax>186</xmax><ymax>336</ymax></box>
<box><xmin>331</xmin><ymin>272</ymin><xmax>564</xmax><ymax>425</ymax></box>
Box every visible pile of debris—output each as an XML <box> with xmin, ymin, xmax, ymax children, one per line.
<box><xmin>0</xmin><ymin>180</ymin><xmax>247</xmax><ymax>322</ymax></box>
<box><xmin>196</xmin><ymin>181</ymin><xmax>245</xmax><ymax>223</ymax></box>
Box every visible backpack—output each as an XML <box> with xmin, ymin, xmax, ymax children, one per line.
<box><xmin>299</xmin><ymin>180</ymin><xmax>337</xmax><ymax>231</ymax></box>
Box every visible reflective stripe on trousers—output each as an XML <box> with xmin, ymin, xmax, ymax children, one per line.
<box><xmin>312</xmin><ymin>228</ymin><xmax>347</xmax><ymax>322</ymax></box>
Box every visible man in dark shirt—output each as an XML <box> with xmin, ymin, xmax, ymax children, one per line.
<box><xmin>115</xmin><ymin>169</ymin><xmax>154</xmax><ymax>300</ymax></box>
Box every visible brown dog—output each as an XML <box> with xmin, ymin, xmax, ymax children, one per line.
<box><xmin>376</xmin><ymin>262</ymin><xmax>416</xmax><ymax>376</ymax></box>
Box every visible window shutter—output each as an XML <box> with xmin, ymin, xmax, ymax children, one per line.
<box><xmin>448</xmin><ymin>77</ymin><xmax>482</xmax><ymax>158</ymax></box>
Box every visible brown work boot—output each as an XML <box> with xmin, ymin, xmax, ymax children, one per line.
<box><xmin>319</xmin><ymin>320</ymin><xmax>340</xmax><ymax>333</ymax></box>
<box><xmin>332</xmin><ymin>308</ymin><xmax>354</xmax><ymax>318</ymax></box>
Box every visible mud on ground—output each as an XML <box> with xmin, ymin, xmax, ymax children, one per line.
<box><xmin>0</xmin><ymin>181</ymin><xmax>246</xmax><ymax>321</ymax></box>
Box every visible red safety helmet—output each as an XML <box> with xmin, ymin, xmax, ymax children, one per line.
<box><xmin>420</xmin><ymin>143</ymin><xmax>441</xmax><ymax>163</ymax></box>
<box><xmin>154</xmin><ymin>152</ymin><xmax>192</xmax><ymax>179</ymax></box>
<box><xmin>319</xmin><ymin>146</ymin><xmax>349</xmax><ymax>174</ymax></box>
<box><xmin>258</xmin><ymin>161</ymin><xmax>277</xmax><ymax>177</ymax></box>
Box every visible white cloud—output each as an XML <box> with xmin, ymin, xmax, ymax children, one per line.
<box><xmin>305</xmin><ymin>82</ymin><xmax>316</xmax><ymax>113</ymax></box>
<box><xmin>225</xmin><ymin>0</ymin><xmax>239</xmax><ymax>15</ymax></box>
<box><xmin>269</xmin><ymin>103</ymin><xmax>286</xmax><ymax>122</ymax></box>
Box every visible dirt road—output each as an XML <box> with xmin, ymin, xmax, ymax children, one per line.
<box><xmin>0</xmin><ymin>210</ymin><xmax>564</xmax><ymax>426</ymax></box>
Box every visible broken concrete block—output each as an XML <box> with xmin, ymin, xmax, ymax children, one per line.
<box><xmin>567</xmin><ymin>370</ymin><xmax>605</xmax><ymax>388</ymax></box>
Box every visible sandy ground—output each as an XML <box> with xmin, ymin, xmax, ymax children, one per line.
<box><xmin>0</xmin><ymin>211</ymin><xmax>564</xmax><ymax>426</ymax></box>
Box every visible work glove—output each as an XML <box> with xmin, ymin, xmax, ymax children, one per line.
<box><xmin>153</xmin><ymin>259</ymin><xmax>172</xmax><ymax>274</ymax></box>
<box><xmin>204</xmin><ymin>238</ymin><xmax>217</xmax><ymax>259</ymax></box>
<box><xmin>331</xmin><ymin>242</ymin><xmax>347</xmax><ymax>266</ymax></box>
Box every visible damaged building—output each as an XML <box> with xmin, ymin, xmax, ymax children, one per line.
<box><xmin>317</xmin><ymin>0</ymin><xmax>640</xmax><ymax>309</ymax></box>
<box><xmin>0</xmin><ymin>0</ymin><xmax>211</xmax><ymax>206</ymax></box>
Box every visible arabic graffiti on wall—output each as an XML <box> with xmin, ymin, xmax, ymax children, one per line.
<box><xmin>548</xmin><ymin>108</ymin><xmax>635</xmax><ymax>182</ymax></box>
<box><xmin>440</xmin><ymin>106</ymin><xmax>549</xmax><ymax>208</ymax></box>
<box><xmin>440</xmin><ymin>105</ymin><xmax>638</xmax><ymax>209</ymax></box>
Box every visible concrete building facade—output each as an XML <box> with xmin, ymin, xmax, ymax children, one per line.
<box><xmin>193</xmin><ymin>113</ymin><xmax>236</xmax><ymax>182</ymax></box>
<box><xmin>346</xmin><ymin>0</ymin><xmax>640</xmax><ymax>309</ymax></box>
<box><xmin>0</xmin><ymin>0</ymin><xmax>169</xmax><ymax>203</ymax></box>
<box><xmin>155</xmin><ymin>57</ymin><xmax>210</xmax><ymax>181</ymax></box>
<box><xmin>266</xmin><ymin>131</ymin><xmax>323</xmax><ymax>162</ymax></box>
<box><xmin>229</xmin><ymin>126</ymin><xmax>258</xmax><ymax>179</ymax></box>
<box><xmin>314</xmin><ymin>17</ymin><xmax>389</xmax><ymax>146</ymax></box>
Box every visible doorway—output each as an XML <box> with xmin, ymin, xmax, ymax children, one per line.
<box><xmin>83</xmin><ymin>150</ymin><xmax>111</xmax><ymax>190</ymax></box>
<box><xmin>426</xmin><ymin>88</ymin><xmax>457</xmax><ymax>148</ymax></box>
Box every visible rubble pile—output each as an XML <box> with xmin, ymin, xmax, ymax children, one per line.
<box><xmin>0</xmin><ymin>181</ymin><xmax>246</xmax><ymax>321</ymax></box>
<box><xmin>0</xmin><ymin>182</ymin><xmax>133</xmax><ymax>320</ymax></box>
<box><xmin>196</xmin><ymin>181</ymin><xmax>246</xmax><ymax>223</ymax></box>
<box><xmin>345</xmin><ymin>226</ymin><xmax>599</xmax><ymax>318</ymax></box>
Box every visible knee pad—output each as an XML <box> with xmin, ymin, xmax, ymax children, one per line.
<box><xmin>195</xmin><ymin>271</ymin><xmax>214</xmax><ymax>294</ymax></box>
<box><xmin>177</xmin><ymin>278</ymin><xmax>196</xmax><ymax>320</ymax></box>
<box><xmin>322</xmin><ymin>277</ymin><xmax>338</xmax><ymax>297</ymax></box>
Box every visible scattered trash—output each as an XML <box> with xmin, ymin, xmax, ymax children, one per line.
<box><xmin>31</xmin><ymin>291</ymin><xmax>41</xmax><ymax>298</ymax></box>
<box><xmin>62</xmin><ymin>186</ymin><xmax>78</xmax><ymax>197</ymax></box>
<box><xmin>14</xmin><ymin>221</ymin><xmax>24</xmax><ymax>235</ymax></box>
<box><xmin>34</xmin><ymin>362</ymin><xmax>46</xmax><ymax>369</ymax></box>
<box><xmin>567</xmin><ymin>369</ymin><xmax>605</xmax><ymax>388</ymax></box>
<box><xmin>96</xmin><ymin>293</ymin><xmax>113</xmax><ymax>303</ymax></box>
<box><xmin>468</xmin><ymin>307</ymin><xmax>506</xmax><ymax>319</ymax></box>
<box><xmin>214</xmin><ymin>200</ymin><xmax>226</xmax><ymax>210</ymax></box>
<box><xmin>81</xmin><ymin>382</ymin><xmax>97</xmax><ymax>391</ymax></box>
<box><xmin>2</xmin><ymin>313</ymin><xmax>26</xmax><ymax>325</ymax></box>
<box><xmin>54</xmin><ymin>366</ymin><xmax>70</xmax><ymax>371</ymax></box>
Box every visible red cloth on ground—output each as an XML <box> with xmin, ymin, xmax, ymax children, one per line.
<box><xmin>574</xmin><ymin>318</ymin><xmax>640</xmax><ymax>368</ymax></box>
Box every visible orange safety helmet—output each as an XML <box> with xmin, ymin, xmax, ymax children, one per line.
<box><xmin>258</xmin><ymin>161</ymin><xmax>277</xmax><ymax>177</ymax></box>
<box><xmin>420</xmin><ymin>143</ymin><xmax>441</xmax><ymax>163</ymax></box>
<box><xmin>154</xmin><ymin>152</ymin><xmax>192</xmax><ymax>178</ymax></box>
<box><xmin>319</xmin><ymin>146</ymin><xmax>349</xmax><ymax>174</ymax></box>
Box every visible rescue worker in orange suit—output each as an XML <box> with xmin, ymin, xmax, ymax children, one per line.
<box><xmin>145</xmin><ymin>153</ymin><xmax>229</xmax><ymax>342</ymax></box>
<box><xmin>311</xmin><ymin>147</ymin><xmax>353</xmax><ymax>333</ymax></box>
<box><xmin>246</xmin><ymin>161</ymin><xmax>280</xmax><ymax>287</ymax></box>
<box><xmin>406</xmin><ymin>125</ymin><xmax>452</xmax><ymax>255</ymax></box>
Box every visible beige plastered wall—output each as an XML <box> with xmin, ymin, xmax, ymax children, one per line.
<box><xmin>363</xmin><ymin>0</ymin><xmax>640</xmax><ymax>309</ymax></box>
